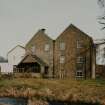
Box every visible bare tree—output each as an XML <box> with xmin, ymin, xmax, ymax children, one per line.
<box><xmin>98</xmin><ymin>0</ymin><xmax>105</xmax><ymax>8</ymax></box>
<box><xmin>97</xmin><ymin>0</ymin><xmax>105</xmax><ymax>29</ymax></box>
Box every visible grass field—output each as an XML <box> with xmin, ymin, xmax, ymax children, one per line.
<box><xmin>0</xmin><ymin>78</ymin><xmax>105</xmax><ymax>104</ymax></box>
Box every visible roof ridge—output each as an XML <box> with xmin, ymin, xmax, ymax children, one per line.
<box><xmin>17</xmin><ymin>54</ymin><xmax>47</xmax><ymax>66</ymax></box>
<box><xmin>25</xmin><ymin>29</ymin><xmax>53</xmax><ymax>47</ymax></box>
<box><xmin>55</xmin><ymin>23</ymin><xmax>92</xmax><ymax>40</ymax></box>
<box><xmin>7</xmin><ymin>45</ymin><xmax>25</xmax><ymax>55</ymax></box>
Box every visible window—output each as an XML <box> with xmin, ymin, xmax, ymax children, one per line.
<box><xmin>45</xmin><ymin>44</ymin><xmax>50</xmax><ymax>51</ymax></box>
<box><xmin>60</xmin><ymin>56</ymin><xmax>65</xmax><ymax>64</ymax></box>
<box><xmin>60</xmin><ymin>42</ymin><xmax>65</xmax><ymax>50</ymax></box>
<box><xmin>44</xmin><ymin>66</ymin><xmax>49</xmax><ymax>74</ymax></box>
<box><xmin>76</xmin><ymin>63</ymin><xmax>84</xmax><ymax>71</ymax></box>
<box><xmin>32</xmin><ymin>63</ymin><xmax>40</xmax><ymax>73</ymax></box>
<box><xmin>77</xmin><ymin>40</ymin><xmax>83</xmax><ymax>48</ymax></box>
<box><xmin>76</xmin><ymin>71</ymin><xmax>84</xmax><ymax>77</ymax></box>
<box><xmin>77</xmin><ymin>56</ymin><xmax>85</xmax><ymax>63</ymax></box>
<box><xmin>76</xmin><ymin>62</ymin><xmax>84</xmax><ymax>78</ymax></box>
<box><xmin>31</xmin><ymin>45</ymin><xmax>35</xmax><ymax>54</ymax></box>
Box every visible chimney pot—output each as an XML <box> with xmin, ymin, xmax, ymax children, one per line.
<box><xmin>41</xmin><ymin>29</ymin><xmax>46</xmax><ymax>32</ymax></box>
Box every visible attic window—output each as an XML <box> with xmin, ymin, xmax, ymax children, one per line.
<box><xmin>31</xmin><ymin>45</ymin><xmax>35</xmax><ymax>54</ymax></box>
<box><xmin>45</xmin><ymin>44</ymin><xmax>50</xmax><ymax>51</ymax></box>
<box><xmin>77</xmin><ymin>40</ymin><xmax>83</xmax><ymax>48</ymax></box>
<box><xmin>60</xmin><ymin>42</ymin><xmax>65</xmax><ymax>50</ymax></box>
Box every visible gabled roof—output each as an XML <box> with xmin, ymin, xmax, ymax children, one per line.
<box><xmin>56</xmin><ymin>24</ymin><xmax>93</xmax><ymax>40</ymax></box>
<box><xmin>17</xmin><ymin>54</ymin><xmax>47</xmax><ymax>66</ymax></box>
<box><xmin>25</xmin><ymin>29</ymin><xmax>53</xmax><ymax>47</ymax></box>
<box><xmin>7</xmin><ymin>45</ymin><xmax>25</xmax><ymax>55</ymax></box>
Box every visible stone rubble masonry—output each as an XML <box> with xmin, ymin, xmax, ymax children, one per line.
<box><xmin>25</xmin><ymin>24</ymin><xmax>95</xmax><ymax>79</ymax></box>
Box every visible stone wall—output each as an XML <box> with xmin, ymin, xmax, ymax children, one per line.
<box><xmin>26</xmin><ymin>29</ymin><xmax>54</xmax><ymax>78</ymax></box>
<box><xmin>25</xmin><ymin>25</ymin><xmax>94</xmax><ymax>79</ymax></box>
<box><xmin>54</xmin><ymin>24</ymin><xmax>93</xmax><ymax>79</ymax></box>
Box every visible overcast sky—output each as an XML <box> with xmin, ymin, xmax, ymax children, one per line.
<box><xmin>0</xmin><ymin>0</ymin><xmax>104</xmax><ymax>58</ymax></box>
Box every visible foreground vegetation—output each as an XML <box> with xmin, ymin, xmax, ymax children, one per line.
<box><xmin>0</xmin><ymin>78</ymin><xmax>105</xmax><ymax>104</ymax></box>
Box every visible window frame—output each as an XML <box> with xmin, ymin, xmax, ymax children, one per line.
<box><xmin>60</xmin><ymin>56</ymin><xmax>65</xmax><ymax>64</ymax></box>
<box><xmin>77</xmin><ymin>56</ymin><xmax>85</xmax><ymax>63</ymax></box>
<box><xmin>60</xmin><ymin>42</ymin><xmax>66</xmax><ymax>50</ymax></box>
<box><xmin>76</xmin><ymin>63</ymin><xmax>84</xmax><ymax>71</ymax></box>
<box><xmin>77</xmin><ymin>40</ymin><xmax>83</xmax><ymax>48</ymax></box>
<box><xmin>44</xmin><ymin>43</ymin><xmax>50</xmax><ymax>52</ymax></box>
<box><xmin>31</xmin><ymin>45</ymin><xmax>36</xmax><ymax>54</ymax></box>
<box><xmin>76</xmin><ymin>70</ymin><xmax>84</xmax><ymax>78</ymax></box>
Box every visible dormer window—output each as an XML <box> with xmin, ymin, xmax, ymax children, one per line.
<box><xmin>60</xmin><ymin>42</ymin><xmax>65</xmax><ymax>50</ymax></box>
<box><xmin>45</xmin><ymin>44</ymin><xmax>50</xmax><ymax>51</ymax></box>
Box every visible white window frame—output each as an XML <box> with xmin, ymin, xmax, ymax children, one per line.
<box><xmin>76</xmin><ymin>70</ymin><xmax>84</xmax><ymax>78</ymax></box>
<box><xmin>45</xmin><ymin>43</ymin><xmax>50</xmax><ymax>51</ymax></box>
<box><xmin>31</xmin><ymin>45</ymin><xmax>35</xmax><ymax>54</ymax></box>
<box><xmin>77</xmin><ymin>40</ymin><xmax>83</xmax><ymax>48</ymax></box>
<box><xmin>60</xmin><ymin>56</ymin><xmax>65</xmax><ymax>64</ymax></box>
<box><xmin>77</xmin><ymin>56</ymin><xmax>84</xmax><ymax>63</ymax></box>
<box><xmin>60</xmin><ymin>42</ymin><xmax>65</xmax><ymax>50</ymax></box>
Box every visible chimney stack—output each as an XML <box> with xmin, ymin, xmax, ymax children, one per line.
<box><xmin>41</xmin><ymin>28</ymin><xmax>46</xmax><ymax>32</ymax></box>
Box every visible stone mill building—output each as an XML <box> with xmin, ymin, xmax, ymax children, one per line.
<box><xmin>10</xmin><ymin>24</ymin><xmax>95</xmax><ymax>79</ymax></box>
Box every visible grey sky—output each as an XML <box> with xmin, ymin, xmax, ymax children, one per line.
<box><xmin>0</xmin><ymin>0</ymin><xmax>104</xmax><ymax>58</ymax></box>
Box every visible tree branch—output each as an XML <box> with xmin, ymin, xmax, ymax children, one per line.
<box><xmin>98</xmin><ymin>21</ymin><xmax>105</xmax><ymax>25</ymax></box>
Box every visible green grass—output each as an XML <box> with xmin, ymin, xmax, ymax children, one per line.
<box><xmin>0</xmin><ymin>78</ymin><xmax>105</xmax><ymax>89</ymax></box>
<box><xmin>0</xmin><ymin>78</ymin><xmax>105</xmax><ymax>90</ymax></box>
